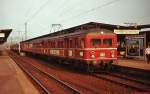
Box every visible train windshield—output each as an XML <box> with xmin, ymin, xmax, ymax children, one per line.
<box><xmin>90</xmin><ymin>39</ymin><xmax>101</xmax><ymax>47</ymax></box>
<box><xmin>103</xmin><ymin>39</ymin><xmax>112</xmax><ymax>47</ymax></box>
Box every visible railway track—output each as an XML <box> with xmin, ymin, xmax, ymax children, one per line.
<box><xmin>92</xmin><ymin>73</ymin><xmax>150</xmax><ymax>92</ymax></box>
<box><xmin>9</xmin><ymin>52</ymin><xmax>81</xmax><ymax>94</ymax></box>
<box><xmin>9</xmin><ymin>54</ymin><xmax>51</xmax><ymax>94</ymax></box>
<box><xmin>109</xmin><ymin>72</ymin><xmax>150</xmax><ymax>86</ymax></box>
<box><xmin>8</xmin><ymin>51</ymin><xmax>150</xmax><ymax>94</ymax></box>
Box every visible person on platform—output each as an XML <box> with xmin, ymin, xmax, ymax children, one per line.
<box><xmin>145</xmin><ymin>44</ymin><xmax>150</xmax><ymax>63</ymax></box>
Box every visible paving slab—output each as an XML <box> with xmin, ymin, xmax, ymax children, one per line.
<box><xmin>114</xmin><ymin>59</ymin><xmax>150</xmax><ymax>71</ymax></box>
<box><xmin>0</xmin><ymin>55</ymin><xmax>40</xmax><ymax>94</ymax></box>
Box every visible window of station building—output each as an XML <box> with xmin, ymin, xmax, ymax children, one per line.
<box><xmin>103</xmin><ymin>39</ymin><xmax>112</xmax><ymax>47</ymax></box>
<box><xmin>91</xmin><ymin>39</ymin><xmax>101</xmax><ymax>47</ymax></box>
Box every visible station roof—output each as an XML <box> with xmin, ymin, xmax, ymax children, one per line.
<box><xmin>22</xmin><ymin>22</ymin><xmax>124</xmax><ymax>42</ymax></box>
<box><xmin>23</xmin><ymin>22</ymin><xmax>150</xmax><ymax>42</ymax></box>
<box><xmin>0</xmin><ymin>29</ymin><xmax>12</xmax><ymax>44</ymax></box>
<box><xmin>138</xmin><ymin>24</ymin><xmax>150</xmax><ymax>32</ymax></box>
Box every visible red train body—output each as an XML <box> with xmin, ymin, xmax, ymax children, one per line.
<box><xmin>11</xmin><ymin>25</ymin><xmax>117</xmax><ymax>71</ymax></box>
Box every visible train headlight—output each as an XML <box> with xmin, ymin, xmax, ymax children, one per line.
<box><xmin>91</xmin><ymin>54</ymin><xmax>95</xmax><ymax>58</ymax></box>
<box><xmin>111</xmin><ymin>54</ymin><xmax>115</xmax><ymax>58</ymax></box>
<box><xmin>111</xmin><ymin>51</ymin><xmax>115</xmax><ymax>58</ymax></box>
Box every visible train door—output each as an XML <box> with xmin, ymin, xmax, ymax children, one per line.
<box><xmin>126</xmin><ymin>36</ymin><xmax>144</xmax><ymax>58</ymax></box>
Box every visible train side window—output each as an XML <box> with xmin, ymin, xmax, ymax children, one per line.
<box><xmin>54</xmin><ymin>41</ymin><xmax>56</xmax><ymax>48</ymax></box>
<box><xmin>91</xmin><ymin>39</ymin><xmax>101</xmax><ymax>47</ymax></box>
<box><xmin>52</xmin><ymin>41</ymin><xmax>54</xmax><ymax>48</ymax></box>
<box><xmin>58</xmin><ymin>41</ymin><xmax>59</xmax><ymax>48</ymax></box>
<box><xmin>69</xmin><ymin>40</ymin><xmax>73</xmax><ymax>48</ymax></box>
<box><xmin>74</xmin><ymin>38</ymin><xmax>78</xmax><ymax>48</ymax></box>
<box><xmin>81</xmin><ymin>39</ymin><xmax>84</xmax><ymax>48</ymax></box>
<box><xmin>60</xmin><ymin>41</ymin><xmax>63</xmax><ymax>48</ymax></box>
<box><xmin>48</xmin><ymin>41</ymin><xmax>51</xmax><ymax>47</ymax></box>
<box><xmin>103</xmin><ymin>39</ymin><xmax>112</xmax><ymax>47</ymax></box>
<box><xmin>29</xmin><ymin>43</ymin><xmax>33</xmax><ymax>48</ymax></box>
<box><xmin>64</xmin><ymin>38</ymin><xmax>69</xmax><ymax>48</ymax></box>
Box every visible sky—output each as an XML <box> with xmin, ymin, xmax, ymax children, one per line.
<box><xmin>0</xmin><ymin>0</ymin><xmax>150</xmax><ymax>43</ymax></box>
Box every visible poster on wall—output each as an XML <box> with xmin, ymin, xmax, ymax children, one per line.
<box><xmin>126</xmin><ymin>36</ymin><xmax>144</xmax><ymax>57</ymax></box>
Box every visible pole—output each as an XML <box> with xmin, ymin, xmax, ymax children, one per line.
<box><xmin>25</xmin><ymin>22</ymin><xmax>27</xmax><ymax>40</ymax></box>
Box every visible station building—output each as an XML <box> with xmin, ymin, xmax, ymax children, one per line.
<box><xmin>116</xmin><ymin>24</ymin><xmax>150</xmax><ymax>60</ymax></box>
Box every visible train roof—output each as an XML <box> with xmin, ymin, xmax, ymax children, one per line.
<box><xmin>22</xmin><ymin>22</ymin><xmax>150</xmax><ymax>43</ymax></box>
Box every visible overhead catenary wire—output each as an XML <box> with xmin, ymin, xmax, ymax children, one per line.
<box><xmin>25</xmin><ymin>1</ymin><xmax>68</xmax><ymax>35</ymax></box>
<box><xmin>25</xmin><ymin>0</ymin><xmax>51</xmax><ymax>23</ymax></box>
<box><xmin>21</xmin><ymin>0</ymin><xmax>120</xmax><ymax>37</ymax></box>
<box><xmin>43</xmin><ymin>0</ymin><xmax>120</xmax><ymax>32</ymax></box>
<box><xmin>137</xmin><ymin>15</ymin><xmax>150</xmax><ymax>24</ymax></box>
<box><xmin>57</xmin><ymin>0</ymin><xmax>120</xmax><ymax>23</ymax></box>
<box><xmin>24</xmin><ymin>0</ymin><xmax>68</xmax><ymax>33</ymax></box>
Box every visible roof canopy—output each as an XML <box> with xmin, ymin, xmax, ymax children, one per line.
<box><xmin>23</xmin><ymin>22</ymin><xmax>150</xmax><ymax>42</ymax></box>
<box><xmin>0</xmin><ymin>29</ymin><xmax>12</xmax><ymax>44</ymax></box>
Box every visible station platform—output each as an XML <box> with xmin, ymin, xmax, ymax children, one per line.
<box><xmin>0</xmin><ymin>52</ymin><xmax>39</xmax><ymax>94</ymax></box>
<box><xmin>114</xmin><ymin>59</ymin><xmax>150</xmax><ymax>72</ymax></box>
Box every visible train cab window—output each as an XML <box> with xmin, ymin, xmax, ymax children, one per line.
<box><xmin>103</xmin><ymin>39</ymin><xmax>112</xmax><ymax>47</ymax></box>
<box><xmin>91</xmin><ymin>39</ymin><xmax>101</xmax><ymax>47</ymax></box>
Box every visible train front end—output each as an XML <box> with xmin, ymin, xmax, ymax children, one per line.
<box><xmin>85</xmin><ymin>31</ymin><xmax>117</xmax><ymax>70</ymax></box>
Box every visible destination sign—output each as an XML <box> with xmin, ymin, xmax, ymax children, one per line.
<box><xmin>114</xmin><ymin>29</ymin><xmax>139</xmax><ymax>34</ymax></box>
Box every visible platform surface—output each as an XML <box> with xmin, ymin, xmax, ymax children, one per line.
<box><xmin>114</xmin><ymin>59</ymin><xmax>150</xmax><ymax>71</ymax></box>
<box><xmin>0</xmin><ymin>52</ymin><xmax>39</xmax><ymax>94</ymax></box>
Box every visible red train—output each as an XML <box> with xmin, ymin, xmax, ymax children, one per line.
<box><xmin>11</xmin><ymin>23</ymin><xmax>117</xmax><ymax>71</ymax></box>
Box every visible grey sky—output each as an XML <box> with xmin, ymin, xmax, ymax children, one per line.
<box><xmin>0</xmin><ymin>0</ymin><xmax>150</xmax><ymax>42</ymax></box>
